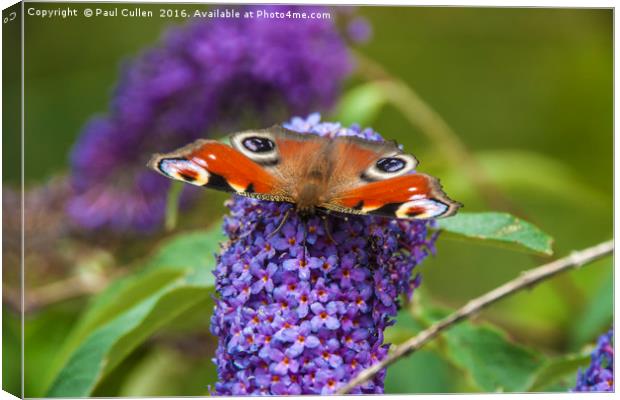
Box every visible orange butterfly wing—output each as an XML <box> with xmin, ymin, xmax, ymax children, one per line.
<box><xmin>327</xmin><ymin>173</ymin><xmax>460</xmax><ymax>219</ymax></box>
<box><xmin>148</xmin><ymin>140</ymin><xmax>290</xmax><ymax>201</ymax></box>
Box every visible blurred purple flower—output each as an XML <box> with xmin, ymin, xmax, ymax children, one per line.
<box><xmin>68</xmin><ymin>5</ymin><xmax>352</xmax><ymax>233</ymax></box>
<box><xmin>347</xmin><ymin>17</ymin><xmax>372</xmax><ymax>43</ymax></box>
<box><xmin>574</xmin><ymin>329</ymin><xmax>614</xmax><ymax>392</ymax></box>
<box><xmin>210</xmin><ymin>114</ymin><xmax>438</xmax><ymax>395</ymax></box>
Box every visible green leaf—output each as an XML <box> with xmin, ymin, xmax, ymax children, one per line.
<box><xmin>76</xmin><ymin>228</ymin><xmax>222</xmax><ymax>336</ymax></box>
<box><xmin>142</xmin><ymin>228</ymin><xmax>224</xmax><ymax>278</ymax></box>
<box><xmin>47</xmin><ymin>285</ymin><xmax>207</xmax><ymax>397</ymax></box>
<box><xmin>436</xmin><ymin>212</ymin><xmax>554</xmax><ymax>256</ymax></box>
<box><xmin>384</xmin><ymin>309</ymin><xmax>424</xmax><ymax>345</ymax></box>
<box><xmin>43</xmin><ymin>229</ymin><xmax>224</xmax><ymax>393</ymax></box>
<box><xmin>441</xmin><ymin>321</ymin><xmax>544</xmax><ymax>392</ymax></box>
<box><xmin>46</xmin><ymin>228</ymin><xmax>225</xmax><ymax>397</ymax></box>
<box><xmin>526</xmin><ymin>352</ymin><xmax>590</xmax><ymax>392</ymax></box>
<box><xmin>333</xmin><ymin>83</ymin><xmax>387</xmax><ymax>126</ymax></box>
<box><xmin>402</xmin><ymin>295</ymin><xmax>546</xmax><ymax>392</ymax></box>
<box><xmin>398</xmin><ymin>299</ymin><xmax>545</xmax><ymax>392</ymax></box>
<box><xmin>385</xmin><ymin>350</ymin><xmax>463</xmax><ymax>393</ymax></box>
<box><xmin>385</xmin><ymin>309</ymin><xmax>465</xmax><ymax>393</ymax></box>
<box><xmin>62</xmin><ymin>270</ymin><xmax>184</xmax><ymax>349</ymax></box>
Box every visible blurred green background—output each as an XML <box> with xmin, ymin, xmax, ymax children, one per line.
<box><xmin>4</xmin><ymin>3</ymin><xmax>612</xmax><ymax>396</ymax></box>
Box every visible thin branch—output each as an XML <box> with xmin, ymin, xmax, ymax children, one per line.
<box><xmin>337</xmin><ymin>239</ymin><xmax>614</xmax><ymax>394</ymax></box>
<box><xmin>353</xmin><ymin>50</ymin><xmax>519</xmax><ymax>213</ymax></box>
<box><xmin>3</xmin><ymin>268</ymin><xmax>127</xmax><ymax>313</ymax></box>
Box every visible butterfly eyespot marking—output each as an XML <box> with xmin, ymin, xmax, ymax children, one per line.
<box><xmin>242</xmin><ymin>137</ymin><xmax>275</xmax><ymax>153</ymax></box>
<box><xmin>396</xmin><ymin>198</ymin><xmax>449</xmax><ymax>219</ymax></box>
<box><xmin>362</xmin><ymin>153</ymin><xmax>418</xmax><ymax>181</ymax></box>
<box><xmin>230</xmin><ymin>130</ymin><xmax>280</xmax><ymax>166</ymax></box>
<box><xmin>377</xmin><ymin>157</ymin><xmax>406</xmax><ymax>172</ymax></box>
<box><xmin>157</xmin><ymin>158</ymin><xmax>210</xmax><ymax>187</ymax></box>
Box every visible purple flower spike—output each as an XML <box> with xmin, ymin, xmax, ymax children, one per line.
<box><xmin>574</xmin><ymin>329</ymin><xmax>614</xmax><ymax>392</ymax></box>
<box><xmin>210</xmin><ymin>115</ymin><xmax>439</xmax><ymax>394</ymax></box>
<box><xmin>69</xmin><ymin>5</ymin><xmax>352</xmax><ymax>233</ymax></box>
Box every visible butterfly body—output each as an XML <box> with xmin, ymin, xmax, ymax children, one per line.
<box><xmin>148</xmin><ymin>126</ymin><xmax>461</xmax><ymax>220</ymax></box>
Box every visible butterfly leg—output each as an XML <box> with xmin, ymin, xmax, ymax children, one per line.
<box><xmin>237</xmin><ymin>219</ymin><xmax>261</xmax><ymax>240</ymax></box>
<box><xmin>267</xmin><ymin>207</ymin><xmax>291</xmax><ymax>239</ymax></box>
<box><xmin>317</xmin><ymin>208</ymin><xmax>349</xmax><ymax>244</ymax></box>
<box><xmin>300</xmin><ymin>215</ymin><xmax>309</xmax><ymax>264</ymax></box>
<box><xmin>321</xmin><ymin>215</ymin><xmax>336</xmax><ymax>244</ymax></box>
<box><xmin>235</xmin><ymin>210</ymin><xmax>269</xmax><ymax>240</ymax></box>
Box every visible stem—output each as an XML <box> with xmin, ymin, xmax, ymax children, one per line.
<box><xmin>353</xmin><ymin>50</ymin><xmax>518</xmax><ymax>213</ymax></box>
<box><xmin>337</xmin><ymin>239</ymin><xmax>614</xmax><ymax>394</ymax></box>
<box><xmin>3</xmin><ymin>268</ymin><xmax>127</xmax><ymax>313</ymax></box>
<box><xmin>165</xmin><ymin>181</ymin><xmax>183</xmax><ymax>231</ymax></box>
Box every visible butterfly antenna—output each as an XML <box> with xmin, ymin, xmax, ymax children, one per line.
<box><xmin>267</xmin><ymin>208</ymin><xmax>291</xmax><ymax>239</ymax></box>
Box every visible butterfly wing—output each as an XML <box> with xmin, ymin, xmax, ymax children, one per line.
<box><xmin>320</xmin><ymin>136</ymin><xmax>460</xmax><ymax>219</ymax></box>
<box><xmin>325</xmin><ymin>173</ymin><xmax>461</xmax><ymax>219</ymax></box>
<box><xmin>149</xmin><ymin>126</ymin><xmax>322</xmax><ymax>203</ymax></box>
<box><xmin>147</xmin><ymin>139</ymin><xmax>293</xmax><ymax>203</ymax></box>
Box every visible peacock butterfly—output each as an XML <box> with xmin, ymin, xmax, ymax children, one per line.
<box><xmin>147</xmin><ymin>125</ymin><xmax>461</xmax><ymax>220</ymax></box>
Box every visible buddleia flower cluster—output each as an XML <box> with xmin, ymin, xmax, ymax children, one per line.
<box><xmin>574</xmin><ymin>329</ymin><xmax>614</xmax><ymax>392</ymax></box>
<box><xmin>68</xmin><ymin>5</ymin><xmax>352</xmax><ymax>233</ymax></box>
<box><xmin>210</xmin><ymin>114</ymin><xmax>438</xmax><ymax>395</ymax></box>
